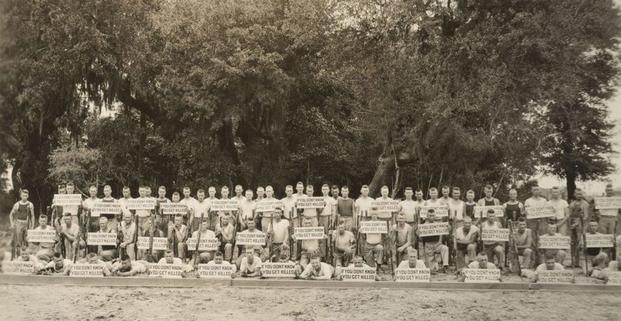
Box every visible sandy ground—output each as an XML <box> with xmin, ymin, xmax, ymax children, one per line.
<box><xmin>0</xmin><ymin>284</ymin><xmax>619</xmax><ymax>321</ymax></box>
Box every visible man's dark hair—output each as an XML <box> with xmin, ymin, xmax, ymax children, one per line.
<box><xmin>121</xmin><ymin>254</ymin><xmax>131</xmax><ymax>261</ymax></box>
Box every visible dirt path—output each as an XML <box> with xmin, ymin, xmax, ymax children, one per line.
<box><xmin>0</xmin><ymin>284</ymin><xmax>619</xmax><ymax>321</ymax></box>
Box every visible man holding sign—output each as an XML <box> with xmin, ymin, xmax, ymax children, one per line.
<box><xmin>454</xmin><ymin>216</ymin><xmax>479</xmax><ymax>270</ymax></box>
<box><xmin>538</xmin><ymin>222</ymin><xmax>568</xmax><ymax>265</ymax></box>
<box><xmin>418</xmin><ymin>210</ymin><xmax>449</xmax><ymax>273</ymax></box>
<box><xmin>481</xmin><ymin>209</ymin><xmax>506</xmax><ymax>270</ymax></box>
<box><xmin>332</xmin><ymin>218</ymin><xmax>356</xmax><ymax>267</ymax></box>
<box><xmin>596</xmin><ymin>183</ymin><xmax>620</xmax><ymax>235</ymax></box>
<box><xmin>584</xmin><ymin>220</ymin><xmax>611</xmax><ymax>275</ymax></box>
<box><xmin>29</xmin><ymin>214</ymin><xmax>57</xmax><ymax>260</ymax></box>
<box><xmin>396</xmin><ymin>249</ymin><xmax>426</xmax><ymax>269</ymax></box>
<box><xmin>391</xmin><ymin>213</ymin><xmax>413</xmax><ymax>265</ymax></box>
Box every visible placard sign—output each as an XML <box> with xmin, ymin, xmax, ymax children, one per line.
<box><xmin>126</xmin><ymin>198</ymin><xmax>156</xmax><ymax>211</ymax></box>
<box><xmin>296</xmin><ymin>197</ymin><xmax>325</xmax><ymax>209</ymax></box>
<box><xmin>3</xmin><ymin>261</ymin><xmax>34</xmax><ymax>274</ymax></box>
<box><xmin>91</xmin><ymin>202</ymin><xmax>122</xmax><ymax>217</ymax></box>
<box><xmin>395</xmin><ymin>268</ymin><xmax>431</xmax><ymax>282</ymax></box>
<box><xmin>594</xmin><ymin>197</ymin><xmax>621</xmax><ymax>210</ymax></box>
<box><xmin>419</xmin><ymin>206</ymin><xmax>449</xmax><ymax>219</ymax></box>
<box><xmin>255</xmin><ymin>200</ymin><xmax>283</xmax><ymax>213</ymax></box>
<box><xmin>370</xmin><ymin>200</ymin><xmax>400</xmax><ymax>212</ymax></box>
<box><xmin>537</xmin><ymin>270</ymin><xmax>574</xmax><ymax>284</ymax></box>
<box><xmin>186</xmin><ymin>237</ymin><xmax>220</xmax><ymax>251</ymax></box>
<box><xmin>585</xmin><ymin>234</ymin><xmax>614</xmax><ymax>248</ymax></box>
<box><xmin>70</xmin><ymin>263</ymin><xmax>104</xmax><ymax>277</ymax></box>
<box><xmin>463</xmin><ymin>269</ymin><xmax>500</xmax><ymax>283</ymax></box>
<box><xmin>607</xmin><ymin>271</ymin><xmax>621</xmax><ymax>285</ymax></box>
<box><xmin>53</xmin><ymin>194</ymin><xmax>82</xmax><ymax>206</ymax></box>
<box><xmin>197</xmin><ymin>264</ymin><xmax>235</xmax><ymax>279</ymax></box>
<box><xmin>236</xmin><ymin>231</ymin><xmax>266</xmax><ymax>246</ymax></box>
<box><xmin>160</xmin><ymin>203</ymin><xmax>189</xmax><ymax>215</ymax></box>
<box><xmin>26</xmin><ymin>229</ymin><xmax>56</xmax><ymax>243</ymax></box>
<box><xmin>339</xmin><ymin>267</ymin><xmax>376</xmax><ymax>282</ymax></box>
<box><xmin>481</xmin><ymin>228</ymin><xmax>510</xmax><ymax>242</ymax></box>
<box><xmin>417</xmin><ymin>222</ymin><xmax>450</xmax><ymax>237</ymax></box>
<box><xmin>474</xmin><ymin>206</ymin><xmax>504</xmax><ymax>219</ymax></box>
<box><xmin>137</xmin><ymin>237</ymin><xmax>169</xmax><ymax>250</ymax></box>
<box><xmin>210</xmin><ymin>199</ymin><xmax>239</xmax><ymax>211</ymax></box>
<box><xmin>261</xmin><ymin>262</ymin><xmax>297</xmax><ymax>278</ymax></box>
<box><xmin>525</xmin><ymin>206</ymin><xmax>555</xmax><ymax>219</ymax></box>
<box><xmin>88</xmin><ymin>232</ymin><xmax>118</xmax><ymax>246</ymax></box>
<box><xmin>359</xmin><ymin>221</ymin><xmax>388</xmax><ymax>234</ymax></box>
<box><xmin>539</xmin><ymin>235</ymin><xmax>570</xmax><ymax>249</ymax></box>
<box><xmin>147</xmin><ymin>264</ymin><xmax>183</xmax><ymax>278</ymax></box>
<box><xmin>294</xmin><ymin>227</ymin><xmax>325</xmax><ymax>240</ymax></box>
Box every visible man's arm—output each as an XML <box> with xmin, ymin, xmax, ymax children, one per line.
<box><xmin>9</xmin><ymin>203</ymin><xmax>17</xmax><ymax>227</ymax></box>
<box><xmin>398</xmin><ymin>228</ymin><xmax>412</xmax><ymax>251</ymax></box>
<box><xmin>299</xmin><ymin>264</ymin><xmax>313</xmax><ymax>279</ymax></box>
<box><xmin>29</xmin><ymin>202</ymin><xmax>35</xmax><ymax>229</ymax></box>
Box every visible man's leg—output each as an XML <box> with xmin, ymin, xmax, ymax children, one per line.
<box><xmin>556</xmin><ymin>250</ymin><xmax>568</xmax><ymax>266</ymax></box>
<box><xmin>467</xmin><ymin>243</ymin><xmax>477</xmax><ymax>263</ymax></box>
<box><xmin>494</xmin><ymin>245</ymin><xmax>505</xmax><ymax>269</ymax></box>
<box><xmin>522</xmin><ymin>248</ymin><xmax>532</xmax><ymax>269</ymax></box>
<box><xmin>438</xmin><ymin>244</ymin><xmax>449</xmax><ymax>268</ymax></box>
<box><xmin>224</xmin><ymin>243</ymin><xmax>233</xmax><ymax>261</ymax></box>
<box><xmin>374</xmin><ymin>244</ymin><xmax>384</xmax><ymax>266</ymax></box>
<box><xmin>363</xmin><ymin>242</ymin><xmax>375</xmax><ymax>267</ymax></box>
<box><xmin>455</xmin><ymin>248</ymin><xmax>465</xmax><ymax>270</ymax></box>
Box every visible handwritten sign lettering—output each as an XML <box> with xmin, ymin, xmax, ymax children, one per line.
<box><xmin>53</xmin><ymin>194</ymin><xmax>82</xmax><ymax>206</ymax></box>
<box><xmin>594</xmin><ymin>197</ymin><xmax>621</xmax><ymax>210</ymax></box>
<box><xmin>137</xmin><ymin>237</ymin><xmax>169</xmax><ymax>250</ymax></box>
<box><xmin>481</xmin><ymin>228</ymin><xmax>509</xmax><ymax>242</ymax></box>
<box><xmin>88</xmin><ymin>232</ymin><xmax>118</xmax><ymax>246</ymax></box>
<box><xmin>236</xmin><ymin>231</ymin><xmax>266</xmax><ymax>246</ymax></box>
<box><xmin>463</xmin><ymin>269</ymin><xmax>500</xmax><ymax>283</ymax></box>
<box><xmin>3</xmin><ymin>261</ymin><xmax>34</xmax><ymax>274</ymax></box>
<box><xmin>197</xmin><ymin>264</ymin><xmax>235</xmax><ymax>279</ymax></box>
<box><xmin>539</xmin><ymin>235</ymin><xmax>571</xmax><ymax>249</ymax></box>
<box><xmin>395</xmin><ymin>268</ymin><xmax>431</xmax><ymax>282</ymax></box>
<box><xmin>359</xmin><ymin>221</ymin><xmax>388</xmax><ymax>234</ymax></box>
<box><xmin>296</xmin><ymin>197</ymin><xmax>325</xmax><ymax>209</ymax></box>
<box><xmin>126</xmin><ymin>198</ymin><xmax>156</xmax><ymax>211</ymax></box>
<box><xmin>91</xmin><ymin>202</ymin><xmax>121</xmax><ymax>217</ymax></box>
<box><xmin>70</xmin><ymin>263</ymin><xmax>104</xmax><ymax>277</ymax></box>
<box><xmin>147</xmin><ymin>264</ymin><xmax>183</xmax><ymax>278</ymax></box>
<box><xmin>210</xmin><ymin>199</ymin><xmax>239</xmax><ymax>211</ymax></box>
<box><xmin>585</xmin><ymin>234</ymin><xmax>614</xmax><ymax>248</ymax></box>
<box><xmin>261</xmin><ymin>262</ymin><xmax>297</xmax><ymax>278</ymax></box>
<box><xmin>339</xmin><ymin>267</ymin><xmax>376</xmax><ymax>282</ymax></box>
<box><xmin>417</xmin><ymin>222</ymin><xmax>450</xmax><ymax>237</ymax></box>
<box><xmin>526</xmin><ymin>206</ymin><xmax>555</xmax><ymax>219</ymax></box>
<box><xmin>370</xmin><ymin>200</ymin><xmax>400</xmax><ymax>212</ymax></box>
<box><xmin>294</xmin><ymin>227</ymin><xmax>325</xmax><ymax>240</ymax></box>
<box><xmin>474</xmin><ymin>206</ymin><xmax>504</xmax><ymax>219</ymax></box>
<box><xmin>186</xmin><ymin>237</ymin><xmax>219</xmax><ymax>251</ymax></box>
<box><xmin>26</xmin><ymin>229</ymin><xmax>56</xmax><ymax>243</ymax></box>
<box><xmin>160</xmin><ymin>203</ymin><xmax>189</xmax><ymax>215</ymax></box>
<box><xmin>537</xmin><ymin>270</ymin><xmax>574</xmax><ymax>284</ymax></box>
<box><xmin>419</xmin><ymin>206</ymin><xmax>449</xmax><ymax>219</ymax></box>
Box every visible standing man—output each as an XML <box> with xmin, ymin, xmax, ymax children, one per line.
<box><xmin>64</xmin><ymin>182</ymin><xmax>81</xmax><ymax>224</ymax></box>
<box><xmin>503</xmin><ymin>188</ymin><xmax>525</xmax><ymax>229</ymax></box>
<box><xmin>464</xmin><ymin>190</ymin><xmax>477</xmax><ymax>222</ymax></box>
<box><xmin>477</xmin><ymin>185</ymin><xmax>500</xmax><ymax>206</ymax></box>
<box><xmin>10</xmin><ymin>189</ymin><xmax>35</xmax><ymax>253</ymax></box>
<box><xmin>82</xmin><ymin>185</ymin><xmax>100</xmax><ymax>231</ymax></box>
<box><xmin>239</xmin><ymin>189</ymin><xmax>255</xmax><ymax>230</ymax></box>
<box><xmin>548</xmin><ymin>187</ymin><xmax>569</xmax><ymax>235</ymax></box>
<box><xmin>448</xmin><ymin>187</ymin><xmax>465</xmax><ymax>226</ymax></box>
<box><xmin>375</xmin><ymin>185</ymin><xmax>395</xmax><ymax>221</ymax></box>
<box><xmin>281</xmin><ymin>185</ymin><xmax>297</xmax><ymax>223</ymax></box>
<box><xmin>355</xmin><ymin>185</ymin><xmax>373</xmax><ymax>223</ymax></box>
<box><xmin>259</xmin><ymin>186</ymin><xmax>277</xmax><ymax>233</ymax></box>
<box><xmin>569</xmin><ymin>188</ymin><xmax>590</xmax><ymax>267</ymax></box>
<box><xmin>524</xmin><ymin>185</ymin><xmax>549</xmax><ymax>239</ymax></box>
<box><xmin>399</xmin><ymin>187</ymin><xmax>418</xmax><ymax>226</ymax></box>
<box><xmin>195</xmin><ymin>189</ymin><xmax>210</xmax><ymax>231</ymax></box>
<box><xmin>119</xmin><ymin>213</ymin><xmax>137</xmax><ymax>260</ymax></box>
<box><xmin>320</xmin><ymin>184</ymin><xmax>337</xmax><ymax>232</ymax></box>
<box><xmin>439</xmin><ymin>186</ymin><xmax>451</xmax><ymax>206</ymax></box>
<box><xmin>336</xmin><ymin>186</ymin><xmax>355</xmax><ymax>231</ymax></box>
<box><xmin>100</xmin><ymin>185</ymin><xmax>119</xmax><ymax>232</ymax></box>
<box><xmin>597</xmin><ymin>183</ymin><xmax>619</xmax><ymax>235</ymax></box>
<box><xmin>118</xmin><ymin>186</ymin><xmax>133</xmax><ymax>213</ymax></box>
<box><xmin>233</xmin><ymin>185</ymin><xmax>245</xmax><ymax>204</ymax></box>
<box><xmin>424</xmin><ymin>188</ymin><xmax>441</xmax><ymax>206</ymax></box>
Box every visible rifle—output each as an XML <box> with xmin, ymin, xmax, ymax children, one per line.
<box><xmin>386</xmin><ymin>220</ymin><xmax>395</xmax><ymax>278</ymax></box>
<box><xmin>231</xmin><ymin>210</ymin><xmax>239</xmax><ymax>263</ymax></box>
<box><xmin>579</xmin><ymin>215</ymin><xmax>588</xmax><ymax>275</ymax></box>
<box><xmin>289</xmin><ymin>207</ymin><xmax>295</xmax><ymax>261</ymax></box>
<box><xmin>73</xmin><ymin>214</ymin><xmax>82</xmax><ymax>263</ymax></box>
<box><xmin>508</xmin><ymin>220</ymin><xmax>521</xmax><ymax>275</ymax></box>
<box><xmin>84</xmin><ymin>209</ymin><xmax>91</xmax><ymax>255</ymax></box>
<box><xmin>193</xmin><ymin>212</ymin><xmax>205</xmax><ymax>269</ymax></box>
<box><xmin>133</xmin><ymin>214</ymin><xmax>139</xmax><ymax>260</ymax></box>
<box><xmin>327</xmin><ymin>215</ymin><xmax>334</xmax><ymax>266</ymax></box>
<box><xmin>267</xmin><ymin>213</ymin><xmax>274</xmax><ymax>261</ymax></box>
<box><xmin>613</xmin><ymin>221</ymin><xmax>618</xmax><ymax>261</ymax></box>
<box><xmin>147</xmin><ymin>210</ymin><xmax>156</xmax><ymax>261</ymax></box>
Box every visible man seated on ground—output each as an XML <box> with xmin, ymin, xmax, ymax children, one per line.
<box><xmin>205</xmin><ymin>251</ymin><xmax>237</xmax><ymax>277</ymax></box>
<box><xmin>584</xmin><ymin>220</ymin><xmax>610</xmax><ymax>276</ymax></box>
<box><xmin>481</xmin><ymin>209</ymin><xmax>505</xmax><ymax>270</ymax></box>
<box><xmin>396</xmin><ymin>249</ymin><xmax>427</xmax><ymax>269</ymax></box>
<box><xmin>168</xmin><ymin>215</ymin><xmax>188</xmax><ymax>260</ymax></box>
<box><xmin>335</xmin><ymin>255</ymin><xmax>377</xmax><ymax>280</ymax></box>
<box><xmin>40</xmin><ymin>252</ymin><xmax>73</xmax><ymax>275</ymax></box>
<box><xmin>467</xmin><ymin>252</ymin><xmax>498</xmax><ymax>270</ymax></box>
<box><xmin>299</xmin><ymin>255</ymin><xmax>333</xmax><ymax>280</ymax></box>
<box><xmin>332</xmin><ymin>218</ymin><xmax>356</xmax><ymax>267</ymax></box>
<box><xmin>14</xmin><ymin>245</ymin><xmax>44</xmax><ymax>273</ymax></box>
<box><xmin>111</xmin><ymin>254</ymin><xmax>148</xmax><ymax>277</ymax></box>
<box><xmin>239</xmin><ymin>248</ymin><xmax>262</xmax><ymax>278</ymax></box>
<box><xmin>216</xmin><ymin>215</ymin><xmax>236</xmax><ymax>262</ymax></box>
<box><xmin>591</xmin><ymin>259</ymin><xmax>621</xmax><ymax>281</ymax></box>
<box><xmin>296</xmin><ymin>217</ymin><xmax>325</xmax><ymax>268</ymax></box>
<box><xmin>539</xmin><ymin>221</ymin><xmax>568</xmax><ymax>265</ymax></box>
<box><xmin>454</xmin><ymin>216</ymin><xmax>478</xmax><ymax>271</ymax></box>
<box><xmin>71</xmin><ymin>252</ymin><xmax>112</xmax><ymax>276</ymax></box>
<box><xmin>522</xmin><ymin>253</ymin><xmax>567</xmax><ymax>283</ymax></box>
<box><xmin>190</xmin><ymin>218</ymin><xmax>217</xmax><ymax>259</ymax></box>
<box><xmin>157</xmin><ymin>250</ymin><xmax>183</xmax><ymax>265</ymax></box>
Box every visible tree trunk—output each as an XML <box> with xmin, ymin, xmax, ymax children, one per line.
<box><xmin>566</xmin><ymin>166</ymin><xmax>577</xmax><ymax>201</ymax></box>
<box><xmin>369</xmin><ymin>154</ymin><xmax>396</xmax><ymax>197</ymax></box>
